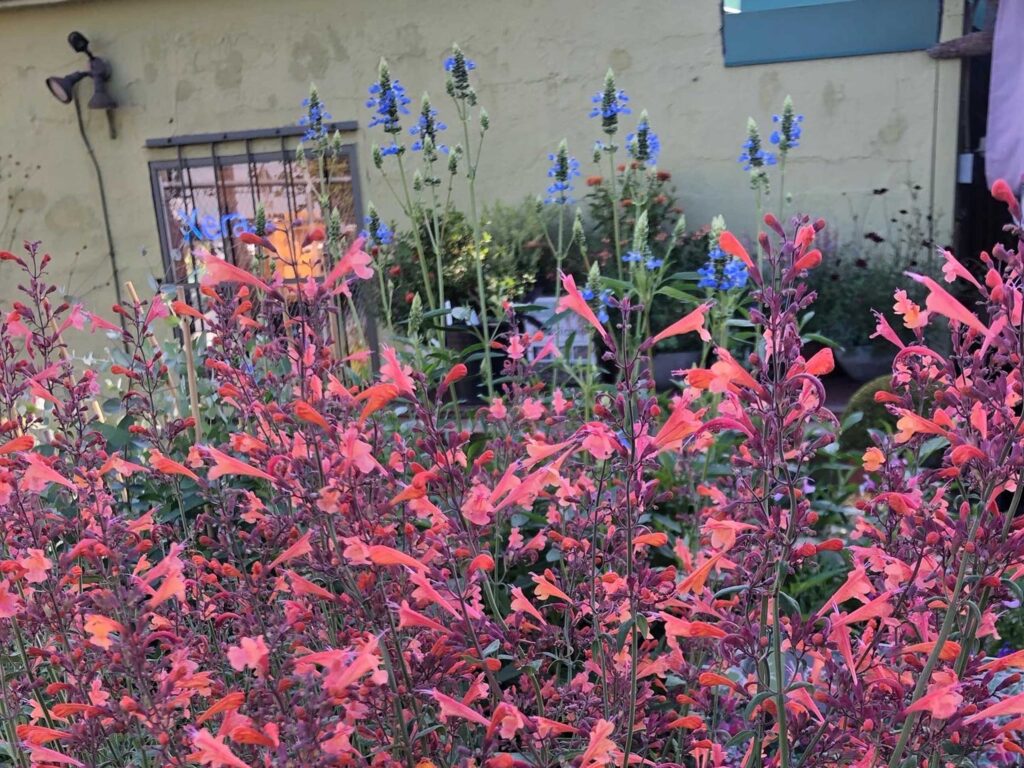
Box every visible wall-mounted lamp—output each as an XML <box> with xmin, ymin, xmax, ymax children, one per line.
<box><xmin>45</xmin><ymin>31</ymin><xmax>117</xmax><ymax>111</ymax></box>
<box><xmin>45</xmin><ymin>30</ymin><xmax>127</xmax><ymax>346</ymax></box>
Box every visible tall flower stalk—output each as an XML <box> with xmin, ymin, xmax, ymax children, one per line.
<box><xmin>739</xmin><ymin>117</ymin><xmax>775</xmax><ymax>275</ymax></box>
<box><xmin>591</xmin><ymin>69</ymin><xmax>631</xmax><ymax>281</ymax></box>
<box><xmin>298</xmin><ymin>87</ymin><xmax>367</xmax><ymax>352</ymax></box>
<box><xmin>445</xmin><ymin>44</ymin><xmax>494</xmax><ymax>397</ymax></box>
<box><xmin>543</xmin><ymin>139</ymin><xmax>581</xmax><ymax>388</ymax></box>
<box><xmin>770</xmin><ymin>95</ymin><xmax>803</xmax><ymax>220</ymax></box>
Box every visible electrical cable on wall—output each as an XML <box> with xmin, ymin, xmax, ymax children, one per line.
<box><xmin>73</xmin><ymin>90</ymin><xmax>128</xmax><ymax>345</ymax></box>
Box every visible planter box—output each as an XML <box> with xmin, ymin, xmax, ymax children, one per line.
<box><xmin>652</xmin><ymin>351</ymin><xmax>701</xmax><ymax>390</ymax></box>
<box><xmin>525</xmin><ymin>296</ymin><xmax>594</xmax><ymax>365</ymax></box>
<box><xmin>835</xmin><ymin>345</ymin><xmax>893</xmax><ymax>382</ymax></box>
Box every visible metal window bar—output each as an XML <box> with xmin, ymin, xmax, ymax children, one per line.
<box><xmin>175</xmin><ymin>143</ymin><xmax>203</xmax><ymax>316</ymax></box>
<box><xmin>279</xmin><ymin>135</ymin><xmax>303</xmax><ymax>277</ymax></box>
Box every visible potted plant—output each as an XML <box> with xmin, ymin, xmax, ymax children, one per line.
<box><xmin>807</xmin><ymin>193</ymin><xmax>944</xmax><ymax>381</ymax></box>
<box><xmin>582</xmin><ymin>165</ymin><xmax>714</xmax><ymax>388</ymax></box>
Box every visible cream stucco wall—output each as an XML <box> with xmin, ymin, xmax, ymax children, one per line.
<box><xmin>0</xmin><ymin>0</ymin><xmax>963</xmax><ymax>354</ymax></box>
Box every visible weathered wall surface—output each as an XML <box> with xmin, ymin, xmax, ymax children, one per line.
<box><xmin>0</xmin><ymin>0</ymin><xmax>962</xmax><ymax>354</ymax></box>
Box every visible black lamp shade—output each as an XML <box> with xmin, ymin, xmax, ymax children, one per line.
<box><xmin>45</xmin><ymin>71</ymin><xmax>88</xmax><ymax>104</ymax></box>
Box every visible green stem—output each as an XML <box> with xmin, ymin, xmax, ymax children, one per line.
<box><xmin>607</xmin><ymin>150</ymin><xmax>623</xmax><ymax>281</ymax></box>
<box><xmin>886</xmin><ymin>513</ymin><xmax>984</xmax><ymax>768</ymax></box>
<box><xmin>552</xmin><ymin>207</ymin><xmax>566</xmax><ymax>390</ymax></box>
<box><xmin>426</xmin><ymin>158</ymin><xmax>447</xmax><ymax>314</ymax></box>
<box><xmin>395</xmin><ymin>153</ymin><xmax>437</xmax><ymax>313</ymax></box>
<box><xmin>373</xmin><ymin>250</ymin><xmax>394</xmax><ymax>337</ymax></box>
<box><xmin>771</xmin><ymin>556</ymin><xmax>791</xmax><ymax>768</ymax></box>
<box><xmin>620</xmin><ymin>330</ymin><xmax>640</xmax><ymax>766</ymax></box>
<box><xmin>778</xmin><ymin>155</ymin><xmax>787</xmax><ymax>220</ymax></box>
<box><xmin>459</xmin><ymin>109</ymin><xmax>493</xmax><ymax>398</ymax></box>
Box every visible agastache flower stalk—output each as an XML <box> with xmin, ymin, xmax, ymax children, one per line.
<box><xmin>590</xmin><ymin>69</ymin><xmax>631</xmax><ymax>281</ymax></box>
<box><xmin>770</xmin><ymin>95</ymin><xmax>804</xmax><ymax>218</ymax></box>
<box><xmin>687</xmin><ymin>216</ymin><xmax>830</xmax><ymax>768</ymax></box>
<box><xmin>739</xmin><ymin>117</ymin><xmax>773</xmax><ymax>276</ymax></box>
<box><xmin>5</xmin><ymin>186</ymin><xmax>1024</xmax><ymax>767</ymax></box>
<box><xmin>447</xmin><ymin>43</ymin><xmax>494</xmax><ymax>397</ymax></box>
<box><xmin>364</xmin><ymin>202</ymin><xmax>395</xmax><ymax>335</ymax></box>
<box><xmin>366</xmin><ymin>60</ymin><xmax>438</xmax><ymax>315</ymax></box>
<box><xmin>880</xmin><ymin>187</ymin><xmax>1024</xmax><ymax>767</ymax></box>
<box><xmin>626</xmin><ymin>110</ymin><xmax>660</xmax><ymax>167</ymax></box>
<box><xmin>544</xmin><ymin>140</ymin><xmax>582</xmax><ymax>390</ymax></box>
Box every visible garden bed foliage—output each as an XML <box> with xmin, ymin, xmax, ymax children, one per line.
<box><xmin>1</xmin><ymin>47</ymin><xmax>1024</xmax><ymax>768</ymax></box>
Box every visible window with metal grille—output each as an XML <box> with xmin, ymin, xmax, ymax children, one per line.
<box><xmin>147</xmin><ymin>123</ymin><xmax>360</xmax><ymax>287</ymax></box>
<box><xmin>145</xmin><ymin>122</ymin><xmax>374</xmax><ymax>357</ymax></box>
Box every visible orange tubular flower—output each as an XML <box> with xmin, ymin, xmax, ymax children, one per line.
<box><xmin>906</xmin><ymin>271</ymin><xmax>988</xmax><ymax>335</ymax></box>
<box><xmin>650</xmin><ymin>303</ymin><xmax>712</xmax><ymax>347</ymax></box>
<box><xmin>556</xmin><ymin>272</ymin><xmax>610</xmax><ymax>344</ymax></box>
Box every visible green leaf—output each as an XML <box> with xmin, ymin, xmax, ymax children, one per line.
<box><xmin>918</xmin><ymin>436</ymin><xmax>949</xmax><ymax>462</ymax></box>
<box><xmin>615</xmin><ymin>618</ymin><xmax>635</xmax><ymax>651</ymax></box>
<box><xmin>778</xmin><ymin>590</ymin><xmax>802</xmax><ymax>617</ymax></box>
<box><xmin>655</xmin><ymin>286</ymin><xmax>701</xmax><ymax>303</ymax></box>
<box><xmin>786</xmin><ymin>681</ymin><xmax>817</xmax><ymax>693</ymax></box>
<box><xmin>714</xmin><ymin>584</ymin><xmax>751</xmax><ymax>600</ymax></box>
<box><xmin>600</xmin><ymin>277</ymin><xmax>634</xmax><ymax>294</ymax></box>
<box><xmin>95</xmin><ymin>415</ymin><xmax>137</xmax><ymax>450</ymax></box>
<box><xmin>481</xmin><ymin>639</ymin><xmax>501</xmax><ymax>657</ymax></box>
<box><xmin>421</xmin><ymin>307</ymin><xmax>455</xmax><ymax>320</ymax></box>
<box><xmin>665</xmin><ymin>271</ymin><xmax>702</xmax><ymax>282</ymax></box>
<box><xmin>840</xmin><ymin>411</ymin><xmax>865</xmax><ymax>431</ymax></box>
<box><xmin>789</xmin><ymin>568</ymin><xmax>848</xmax><ymax>597</ymax></box>
<box><xmin>802</xmin><ymin>332</ymin><xmax>839</xmax><ymax>348</ymax></box>
<box><xmin>744</xmin><ymin>690</ymin><xmax>775</xmax><ymax>721</ymax></box>
<box><xmin>727</xmin><ymin>729</ymin><xmax>756</xmax><ymax>748</ymax></box>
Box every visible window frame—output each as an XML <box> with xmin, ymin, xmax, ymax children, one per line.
<box><xmin>146</xmin><ymin>124</ymin><xmax>362</xmax><ymax>288</ymax></box>
<box><xmin>721</xmin><ymin>0</ymin><xmax>944</xmax><ymax>67</ymax></box>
